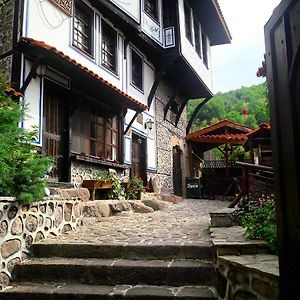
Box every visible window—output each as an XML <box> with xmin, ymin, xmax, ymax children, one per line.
<box><xmin>101</xmin><ymin>21</ymin><xmax>118</xmax><ymax>73</ymax></box>
<box><xmin>131</xmin><ymin>49</ymin><xmax>143</xmax><ymax>91</ymax></box>
<box><xmin>194</xmin><ymin>21</ymin><xmax>202</xmax><ymax>57</ymax></box>
<box><xmin>202</xmin><ymin>29</ymin><xmax>208</xmax><ymax>67</ymax></box>
<box><xmin>144</xmin><ymin>0</ymin><xmax>158</xmax><ymax>21</ymax></box>
<box><xmin>72</xmin><ymin>103</ymin><xmax>120</xmax><ymax>162</ymax></box>
<box><xmin>184</xmin><ymin>3</ymin><xmax>192</xmax><ymax>43</ymax></box>
<box><xmin>73</xmin><ymin>1</ymin><xmax>94</xmax><ymax>55</ymax></box>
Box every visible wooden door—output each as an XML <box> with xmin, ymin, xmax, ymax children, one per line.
<box><xmin>173</xmin><ymin>146</ymin><xmax>182</xmax><ymax>196</ymax></box>
<box><xmin>264</xmin><ymin>0</ymin><xmax>300</xmax><ymax>297</ymax></box>
<box><xmin>43</xmin><ymin>81</ymin><xmax>69</xmax><ymax>182</ymax></box>
<box><xmin>131</xmin><ymin>134</ymin><xmax>147</xmax><ymax>184</ymax></box>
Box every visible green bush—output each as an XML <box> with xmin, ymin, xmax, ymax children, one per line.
<box><xmin>126</xmin><ymin>177</ymin><xmax>145</xmax><ymax>200</ymax></box>
<box><xmin>92</xmin><ymin>170</ymin><xmax>125</xmax><ymax>200</ymax></box>
<box><xmin>0</xmin><ymin>78</ymin><xmax>51</xmax><ymax>203</ymax></box>
<box><xmin>239</xmin><ymin>195</ymin><xmax>278</xmax><ymax>253</ymax></box>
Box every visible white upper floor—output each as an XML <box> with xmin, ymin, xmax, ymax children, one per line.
<box><xmin>22</xmin><ymin>0</ymin><xmax>230</xmax><ymax>102</ymax></box>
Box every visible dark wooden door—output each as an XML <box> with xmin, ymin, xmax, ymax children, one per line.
<box><xmin>264</xmin><ymin>0</ymin><xmax>300</xmax><ymax>297</ymax></box>
<box><xmin>131</xmin><ymin>134</ymin><xmax>147</xmax><ymax>184</ymax></box>
<box><xmin>43</xmin><ymin>81</ymin><xmax>69</xmax><ymax>182</ymax></box>
<box><xmin>173</xmin><ymin>146</ymin><xmax>182</xmax><ymax>196</ymax></box>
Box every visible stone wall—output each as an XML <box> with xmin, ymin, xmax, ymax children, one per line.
<box><xmin>155</xmin><ymin>80</ymin><xmax>189</xmax><ymax>195</ymax></box>
<box><xmin>0</xmin><ymin>0</ymin><xmax>15</xmax><ymax>82</ymax></box>
<box><xmin>0</xmin><ymin>197</ymin><xmax>83</xmax><ymax>289</ymax></box>
<box><xmin>71</xmin><ymin>161</ymin><xmax>130</xmax><ymax>187</ymax></box>
<box><xmin>216</xmin><ymin>256</ymin><xmax>279</xmax><ymax>300</ymax></box>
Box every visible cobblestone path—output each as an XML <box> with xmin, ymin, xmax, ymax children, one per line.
<box><xmin>48</xmin><ymin>199</ymin><xmax>229</xmax><ymax>246</ymax></box>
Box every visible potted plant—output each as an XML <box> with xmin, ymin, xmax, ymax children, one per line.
<box><xmin>126</xmin><ymin>177</ymin><xmax>145</xmax><ymax>200</ymax></box>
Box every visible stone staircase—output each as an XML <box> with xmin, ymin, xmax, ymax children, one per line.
<box><xmin>1</xmin><ymin>241</ymin><xmax>218</xmax><ymax>299</ymax></box>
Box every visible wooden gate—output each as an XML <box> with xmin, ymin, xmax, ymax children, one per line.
<box><xmin>264</xmin><ymin>0</ymin><xmax>300</xmax><ymax>297</ymax></box>
<box><xmin>43</xmin><ymin>81</ymin><xmax>69</xmax><ymax>182</ymax></box>
<box><xmin>173</xmin><ymin>146</ymin><xmax>183</xmax><ymax>196</ymax></box>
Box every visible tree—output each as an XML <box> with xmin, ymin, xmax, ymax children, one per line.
<box><xmin>188</xmin><ymin>83</ymin><xmax>270</xmax><ymax>130</ymax></box>
<box><xmin>0</xmin><ymin>77</ymin><xmax>51</xmax><ymax>203</ymax></box>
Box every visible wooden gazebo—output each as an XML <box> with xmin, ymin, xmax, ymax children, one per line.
<box><xmin>186</xmin><ymin>120</ymin><xmax>252</xmax><ymax>197</ymax></box>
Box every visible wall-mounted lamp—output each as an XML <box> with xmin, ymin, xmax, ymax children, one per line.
<box><xmin>145</xmin><ymin>118</ymin><xmax>154</xmax><ymax>130</ymax></box>
<box><xmin>36</xmin><ymin>65</ymin><xmax>47</xmax><ymax>77</ymax></box>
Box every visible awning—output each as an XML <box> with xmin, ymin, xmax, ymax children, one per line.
<box><xmin>18</xmin><ymin>37</ymin><xmax>148</xmax><ymax>112</ymax></box>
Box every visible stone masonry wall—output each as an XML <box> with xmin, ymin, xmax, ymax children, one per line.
<box><xmin>216</xmin><ymin>257</ymin><xmax>279</xmax><ymax>300</ymax></box>
<box><xmin>0</xmin><ymin>197</ymin><xmax>83</xmax><ymax>289</ymax></box>
<box><xmin>71</xmin><ymin>161</ymin><xmax>130</xmax><ymax>187</ymax></box>
<box><xmin>0</xmin><ymin>0</ymin><xmax>15</xmax><ymax>82</ymax></box>
<box><xmin>155</xmin><ymin>80</ymin><xmax>189</xmax><ymax>195</ymax></box>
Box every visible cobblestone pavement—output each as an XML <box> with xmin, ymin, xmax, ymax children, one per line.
<box><xmin>47</xmin><ymin>199</ymin><xmax>229</xmax><ymax>246</ymax></box>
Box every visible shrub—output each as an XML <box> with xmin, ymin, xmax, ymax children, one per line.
<box><xmin>127</xmin><ymin>177</ymin><xmax>145</xmax><ymax>200</ymax></box>
<box><xmin>0</xmin><ymin>78</ymin><xmax>51</xmax><ymax>203</ymax></box>
<box><xmin>239</xmin><ymin>195</ymin><xmax>278</xmax><ymax>253</ymax></box>
<box><xmin>92</xmin><ymin>170</ymin><xmax>125</xmax><ymax>200</ymax></box>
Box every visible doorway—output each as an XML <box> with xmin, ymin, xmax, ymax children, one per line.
<box><xmin>43</xmin><ymin>80</ymin><xmax>69</xmax><ymax>182</ymax></box>
<box><xmin>173</xmin><ymin>145</ymin><xmax>183</xmax><ymax>196</ymax></box>
<box><xmin>131</xmin><ymin>133</ymin><xmax>147</xmax><ymax>185</ymax></box>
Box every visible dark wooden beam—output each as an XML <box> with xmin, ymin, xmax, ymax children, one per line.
<box><xmin>175</xmin><ymin>98</ymin><xmax>189</xmax><ymax>127</ymax></box>
<box><xmin>163</xmin><ymin>78</ymin><xmax>190</xmax><ymax>120</ymax></box>
<box><xmin>147</xmin><ymin>53</ymin><xmax>178</xmax><ymax>107</ymax></box>
<box><xmin>19</xmin><ymin>58</ymin><xmax>42</xmax><ymax>94</ymax></box>
<box><xmin>163</xmin><ymin>90</ymin><xmax>177</xmax><ymax>120</ymax></box>
<box><xmin>124</xmin><ymin>111</ymin><xmax>139</xmax><ymax>136</ymax></box>
<box><xmin>186</xmin><ymin>97</ymin><xmax>211</xmax><ymax>134</ymax></box>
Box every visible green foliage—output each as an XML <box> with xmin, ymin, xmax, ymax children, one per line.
<box><xmin>92</xmin><ymin>170</ymin><xmax>126</xmax><ymax>200</ymax></box>
<box><xmin>239</xmin><ymin>195</ymin><xmax>278</xmax><ymax>253</ymax></box>
<box><xmin>187</xmin><ymin>83</ymin><xmax>270</xmax><ymax>130</ymax></box>
<box><xmin>127</xmin><ymin>177</ymin><xmax>145</xmax><ymax>200</ymax></box>
<box><xmin>0</xmin><ymin>77</ymin><xmax>51</xmax><ymax>203</ymax></box>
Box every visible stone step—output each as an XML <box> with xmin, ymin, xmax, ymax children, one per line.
<box><xmin>1</xmin><ymin>282</ymin><xmax>217</xmax><ymax>299</ymax></box>
<box><xmin>210</xmin><ymin>226</ymin><xmax>270</xmax><ymax>256</ymax></box>
<box><xmin>31</xmin><ymin>242</ymin><xmax>215</xmax><ymax>260</ymax></box>
<box><xmin>12</xmin><ymin>257</ymin><xmax>215</xmax><ymax>286</ymax></box>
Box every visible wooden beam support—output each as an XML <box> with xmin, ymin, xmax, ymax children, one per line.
<box><xmin>163</xmin><ymin>90</ymin><xmax>177</xmax><ymax>120</ymax></box>
<box><xmin>19</xmin><ymin>58</ymin><xmax>42</xmax><ymax>94</ymax></box>
<box><xmin>186</xmin><ymin>97</ymin><xmax>211</xmax><ymax>134</ymax></box>
<box><xmin>124</xmin><ymin>111</ymin><xmax>139</xmax><ymax>136</ymax></box>
<box><xmin>147</xmin><ymin>53</ymin><xmax>178</xmax><ymax>107</ymax></box>
<box><xmin>175</xmin><ymin>98</ymin><xmax>189</xmax><ymax>127</ymax></box>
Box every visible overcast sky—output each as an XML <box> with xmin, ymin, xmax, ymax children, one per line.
<box><xmin>211</xmin><ymin>0</ymin><xmax>281</xmax><ymax>93</ymax></box>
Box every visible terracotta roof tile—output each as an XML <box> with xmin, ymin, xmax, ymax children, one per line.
<box><xmin>5</xmin><ymin>87</ymin><xmax>22</xmax><ymax>98</ymax></box>
<box><xmin>186</xmin><ymin>119</ymin><xmax>252</xmax><ymax>140</ymax></box>
<box><xmin>19</xmin><ymin>37</ymin><xmax>148</xmax><ymax>111</ymax></box>
<box><xmin>247</xmin><ymin>123</ymin><xmax>271</xmax><ymax>138</ymax></box>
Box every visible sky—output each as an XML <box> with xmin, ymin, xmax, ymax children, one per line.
<box><xmin>211</xmin><ymin>0</ymin><xmax>281</xmax><ymax>93</ymax></box>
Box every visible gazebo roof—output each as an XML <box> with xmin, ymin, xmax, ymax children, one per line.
<box><xmin>244</xmin><ymin>123</ymin><xmax>271</xmax><ymax>151</ymax></box>
<box><xmin>186</xmin><ymin>120</ymin><xmax>252</xmax><ymax>151</ymax></box>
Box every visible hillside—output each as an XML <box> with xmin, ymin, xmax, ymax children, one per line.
<box><xmin>187</xmin><ymin>83</ymin><xmax>270</xmax><ymax>131</ymax></box>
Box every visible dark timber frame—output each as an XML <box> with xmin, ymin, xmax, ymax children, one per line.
<box><xmin>186</xmin><ymin>97</ymin><xmax>211</xmax><ymax>134</ymax></box>
<box><xmin>264</xmin><ymin>0</ymin><xmax>300</xmax><ymax>298</ymax></box>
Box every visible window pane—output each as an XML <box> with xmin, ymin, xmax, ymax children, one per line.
<box><xmin>101</xmin><ymin>21</ymin><xmax>117</xmax><ymax>73</ymax></box>
<box><xmin>202</xmin><ymin>30</ymin><xmax>208</xmax><ymax>66</ymax></box>
<box><xmin>144</xmin><ymin>0</ymin><xmax>158</xmax><ymax>20</ymax></box>
<box><xmin>131</xmin><ymin>50</ymin><xmax>143</xmax><ymax>90</ymax></box>
<box><xmin>112</xmin><ymin>132</ymin><xmax>117</xmax><ymax>145</ymax></box>
<box><xmin>194</xmin><ymin>21</ymin><xmax>201</xmax><ymax>57</ymax></box>
<box><xmin>73</xmin><ymin>2</ymin><xmax>93</xmax><ymax>55</ymax></box>
<box><xmin>112</xmin><ymin>147</ymin><xmax>117</xmax><ymax>161</ymax></box>
<box><xmin>184</xmin><ymin>4</ymin><xmax>192</xmax><ymax>42</ymax></box>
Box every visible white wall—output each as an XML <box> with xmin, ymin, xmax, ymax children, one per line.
<box><xmin>21</xmin><ymin>57</ymin><xmax>43</xmax><ymax>146</ymax></box>
<box><xmin>141</xmin><ymin>0</ymin><xmax>163</xmax><ymax>45</ymax></box>
<box><xmin>108</xmin><ymin>0</ymin><xmax>140</xmax><ymax>22</ymax></box>
<box><xmin>178</xmin><ymin>0</ymin><xmax>212</xmax><ymax>92</ymax></box>
<box><xmin>23</xmin><ymin>0</ymin><xmax>147</xmax><ymax>102</ymax></box>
